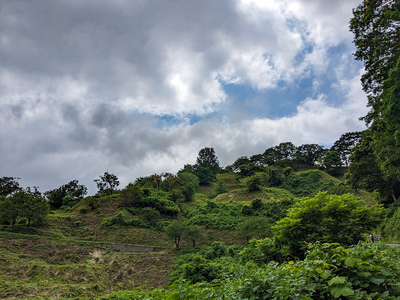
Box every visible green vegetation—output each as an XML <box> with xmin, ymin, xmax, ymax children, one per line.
<box><xmin>1</xmin><ymin>2</ymin><xmax>400</xmax><ymax>297</ymax></box>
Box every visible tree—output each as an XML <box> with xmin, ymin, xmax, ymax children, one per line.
<box><xmin>350</xmin><ymin>0</ymin><xmax>400</xmax><ymax>124</ymax></box>
<box><xmin>121</xmin><ymin>183</ymin><xmax>144</xmax><ymax>206</ymax></box>
<box><xmin>153</xmin><ymin>174</ymin><xmax>162</xmax><ymax>191</ymax></box>
<box><xmin>294</xmin><ymin>144</ymin><xmax>325</xmax><ymax>166</ymax></box>
<box><xmin>322</xmin><ymin>150</ymin><xmax>342</xmax><ymax>171</ymax></box>
<box><xmin>330</xmin><ymin>131</ymin><xmax>363</xmax><ymax>166</ymax></box>
<box><xmin>273</xmin><ymin>142</ymin><xmax>296</xmax><ymax>161</ymax></box>
<box><xmin>165</xmin><ymin>220</ymin><xmax>186</xmax><ymax>248</ymax></box>
<box><xmin>94</xmin><ymin>171</ymin><xmax>120</xmax><ymax>195</ymax></box>
<box><xmin>44</xmin><ymin>180</ymin><xmax>87</xmax><ymax>208</ymax></box>
<box><xmin>0</xmin><ymin>191</ymin><xmax>24</xmax><ymax>226</ymax></box>
<box><xmin>194</xmin><ymin>147</ymin><xmax>220</xmax><ymax>185</ymax></box>
<box><xmin>22</xmin><ymin>193</ymin><xmax>50</xmax><ymax>226</ymax></box>
<box><xmin>0</xmin><ymin>189</ymin><xmax>50</xmax><ymax>227</ymax></box>
<box><xmin>273</xmin><ymin>192</ymin><xmax>384</xmax><ymax>258</ymax></box>
<box><xmin>0</xmin><ymin>177</ymin><xmax>21</xmax><ymax>196</ymax></box>
<box><xmin>371</xmin><ymin>57</ymin><xmax>400</xmax><ymax>188</ymax></box>
<box><xmin>245</xmin><ymin>173</ymin><xmax>264</xmax><ymax>192</ymax></box>
<box><xmin>346</xmin><ymin>130</ymin><xmax>400</xmax><ymax>204</ymax></box>
<box><xmin>183</xmin><ymin>224</ymin><xmax>203</xmax><ymax>247</ymax></box>
<box><xmin>196</xmin><ymin>147</ymin><xmax>220</xmax><ymax>171</ymax></box>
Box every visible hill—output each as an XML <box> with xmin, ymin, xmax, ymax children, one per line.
<box><xmin>0</xmin><ymin>167</ymin><xmax>391</xmax><ymax>299</ymax></box>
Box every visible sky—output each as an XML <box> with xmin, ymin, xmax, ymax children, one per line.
<box><xmin>0</xmin><ymin>0</ymin><xmax>369</xmax><ymax>195</ymax></box>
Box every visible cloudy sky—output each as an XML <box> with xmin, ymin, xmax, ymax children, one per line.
<box><xmin>1</xmin><ymin>0</ymin><xmax>368</xmax><ymax>195</ymax></box>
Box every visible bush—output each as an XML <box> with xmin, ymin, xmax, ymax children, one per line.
<box><xmin>380</xmin><ymin>201</ymin><xmax>400</xmax><ymax>241</ymax></box>
<box><xmin>273</xmin><ymin>192</ymin><xmax>385</xmax><ymax>258</ymax></box>
<box><xmin>282</xmin><ymin>170</ymin><xmax>333</xmax><ymax>197</ymax></box>
<box><xmin>141</xmin><ymin>207</ymin><xmax>161</xmax><ymax>222</ymax></box>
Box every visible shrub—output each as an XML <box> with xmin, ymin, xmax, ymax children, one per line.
<box><xmin>141</xmin><ymin>207</ymin><xmax>161</xmax><ymax>222</ymax></box>
<box><xmin>273</xmin><ymin>192</ymin><xmax>385</xmax><ymax>258</ymax></box>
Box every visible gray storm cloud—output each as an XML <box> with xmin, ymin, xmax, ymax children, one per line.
<box><xmin>0</xmin><ymin>0</ymin><xmax>367</xmax><ymax>194</ymax></box>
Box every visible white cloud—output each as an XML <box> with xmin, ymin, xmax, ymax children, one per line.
<box><xmin>0</xmin><ymin>0</ymin><xmax>369</xmax><ymax>194</ymax></box>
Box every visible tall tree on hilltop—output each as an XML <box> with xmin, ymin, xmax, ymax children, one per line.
<box><xmin>194</xmin><ymin>147</ymin><xmax>220</xmax><ymax>185</ymax></box>
<box><xmin>94</xmin><ymin>171</ymin><xmax>120</xmax><ymax>195</ymax></box>
<box><xmin>330</xmin><ymin>131</ymin><xmax>363</xmax><ymax>166</ymax></box>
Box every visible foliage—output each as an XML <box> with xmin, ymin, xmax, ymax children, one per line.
<box><xmin>371</xmin><ymin>56</ymin><xmax>400</xmax><ymax>201</ymax></box>
<box><xmin>380</xmin><ymin>201</ymin><xmax>400</xmax><ymax>241</ymax></box>
<box><xmin>44</xmin><ymin>179</ymin><xmax>87</xmax><ymax>209</ymax></box>
<box><xmin>187</xmin><ymin>202</ymin><xmax>244</xmax><ymax>230</ymax></box>
<box><xmin>165</xmin><ymin>220</ymin><xmax>187</xmax><ymax>248</ymax></box>
<box><xmin>0</xmin><ymin>176</ymin><xmax>21</xmax><ymax>196</ymax></box>
<box><xmin>282</xmin><ymin>170</ymin><xmax>333</xmax><ymax>197</ymax></box>
<box><xmin>183</xmin><ymin>224</ymin><xmax>203</xmax><ymax>247</ymax></box>
<box><xmin>127</xmin><ymin>189</ymin><xmax>180</xmax><ymax>216</ymax></box>
<box><xmin>102</xmin><ymin>243</ymin><xmax>400</xmax><ymax>300</ymax></box>
<box><xmin>322</xmin><ymin>150</ymin><xmax>342</xmax><ymax>170</ymax></box>
<box><xmin>141</xmin><ymin>207</ymin><xmax>161</xmax><ymax>222</ymax></box>
<box><xmin>350</xmin><ymin>0</ymin><xmax>400</xmax><ymax>124</ymax></box>
<box><xmin>245</xmin><ymin>173</ymin><xmax>264</xmax><ymax>191</ymax></box>
<box><xmin>294</xmin><ymin>143</ymin><xmax>325</xmax><ymax>165</ymax></box>
<box><xmin>273</xmin><ymin>192</ymin><xmax>385</xmax><ymax>258</ymax></box>
<box><xmin>194</xmin><ymin>147</ymin><xmax>220</xmax><ymax>185</ymax></box>
<box><xmin>120</xmin><ymin>183</ymin><xmax>144</xmax><ymax>206</ymax></box>
<box><xmin>100</xmin><ymin>211</ymin><xmax>167</xmax><ymax>231</ymax></box>
<box><xmin>331</xmin><ymin>131</ymin><xmax>363</xmax><ymax>166</ymax></box>
<box><xmin>177</xmin><ymin>172</ymin><xmax>200</xmax><ymax>188</ymax></box>
<box><xmin>236</xmin><ymin>217</ymin><xmax>273</xmax><ymax>242</ymax></box>
<box><xmin>214</xmin><ymin>180</ymin><xmax>229</xmax><ymax>195</ymax></box>
<box><xmin>0</xmin><ymin>190</ymin><xmax>50</xmax><ymax>227</ymax></box>
<box><xmin>94</xmin><ymin>171</ymin><xmax>120</xmax><ymax>195</ymax></box>
<box><xmin>169</xmin><ymin>242</ymin><xmax>239</xmax><ymax>284</ymax></box>
<box><xmin>346</xmin><ymin>131</ymin><xmax>399</xmax><ymax>205</ymax></box>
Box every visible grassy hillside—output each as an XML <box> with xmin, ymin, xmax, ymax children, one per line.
<box><xmin>0</xmin><ymin>168</ymin><xmax>382</xmax><ymax>299</ymax></box>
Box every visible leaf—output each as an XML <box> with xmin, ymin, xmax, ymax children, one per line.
<box><xmin>328</xmin><ymin>276</ymin><xmax>346</xmax><ymax>286</ymax></box>
<box><xmin>370</xmin><ymin>277</ymin><xmax>384</xmax><ymax>285</ymax></box>
<box><xmin>320</xmin><ymin>271</ymin><xmax>331</xmax><ymax>279</ymax></box>
<box><xmin>340</xmin><ymin>287</ymin><xmax>354</xmax><ymax>297</ymax></box>
<box><xmin>179</xmin><ymin>290</ymin><xmax>187</xmax><ymax>299</ymax></box>
<box><xmin>345</xmin><ymin>257</ymin><xmax>355</xmax><ymax>267</ymax></box>
<box><xmin>330</xmin><ymin>287</ymin><xmax>354</xmax><ymax>298</ymax></box>
<box><xmin>330</xmin><ymin>287</ymin><xmax>342</xmax><ymax>298</ymax></box>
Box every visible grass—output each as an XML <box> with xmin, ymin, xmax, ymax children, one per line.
<box><xmin>0</xmin><ymin>168</ymin><xmax>381</xmax><ymax>299</ymax></box>
<box><xmin>0</xmin><ymin>232</ymin><xmax>178</xmax><ymax>299</ymax></box>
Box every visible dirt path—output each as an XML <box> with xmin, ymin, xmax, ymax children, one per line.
<box><xmin>100</xmin><ymin>243</ymin><xmax>163</xmax><ymax>252</ymax></box>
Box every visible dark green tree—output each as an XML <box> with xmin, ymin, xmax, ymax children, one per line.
<box><xmin>322</xmin><ymin>150</ymin><xmax>342</xmax><ymax>170</ymax></box>
<box><xmin>194</xmin><ymin>147</ymin><xmax>220</xmax><ymax>185</ymax></box>
<box><xmin>274</xmin><ymin>142</ymin><xmax>296</xmax><ymax>161</ymax></box>
<box><xmin>330</xmin><ymin>131</ymin><xmax>363</xmax><ymax>166</ymax></box>
<box><xmin>22</xmin><ymin>192</ymin><xmax>50</xmax><ymax>226</ymax></box>
<box><xmin>0</xmin><ymin>177</ymin><xmax>21</xmax><ymax>196</ymax></box>
<box><xmin>0</xmin><ymin>189</ymin><xmax>50</xmax><ymax>227</ymax></box>
<box><xmin>350</xmin><ymin>0</ymin><xmax>400</xmax><ymax>124</ymax></box>
<box><xmin>165</xmin><ymin>220</ymin><xmax>186</xmax><ymax>248</ymax></box>
<box><xmin>262</xmin><ymin>147</ymin><xmax>277</xmax><ymax>166</ymax></box>
<box><xmin>0</xmin><ymin>191</ymin><xmax>24</xmax><ymax>226</ymax></box>
<box><xmin>94</xmin><ymin>171</ymin><xmax>120</xmax><ymax>195</ymax></box>
<box><xmin>183</xmin><ymin>224</ymin><xmax>203</xmax><ymax>247</ymax></box>
<box><xmin>371</xmin><ymin>57</ymin><xmax>400</xmax><ymax>191</ymax></box>
<box><xmin>121</xmin><ymin>183</ymin><xmax>144</xmax><ymax>206</ymax></box>
<box><xmin>294</xmin><ymin>144</ymin><xmax>325</xmax><ymax>166</ymax></box>
<box><xmin>44</xmin><ymin>180</ymin><xmax>87</xmax><ymax>208</ymax></box>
